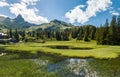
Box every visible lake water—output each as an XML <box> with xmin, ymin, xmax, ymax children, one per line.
<box><xmin>48</xmin><ymin>58</ymin><xmax>98</xmax><ymax>77</ymax></box>
<box><xmin>33</xmin><ymin>56</ymin><xmax>120</xmax><ymax>77</ymax></box>
<box><xmin>1</xmin><ymin>51</ymin><xmax>120</xmax><ymax>77</ymax></box>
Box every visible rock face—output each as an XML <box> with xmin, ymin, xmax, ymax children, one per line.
<box><xmin>48</xmin><ymin>58</ymin><xmax>99</xmax><ymax>77</ymax></box>
<box><xmin>14</xmin><ymin>14</ymin><xmax>24</xmax><ymax>22</ymax></box>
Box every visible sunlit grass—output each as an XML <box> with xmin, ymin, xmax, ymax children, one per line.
<box><xmin>1</xmin><ymin>40</ymin><xmax>120</xmax><ymax>59</ymax></box>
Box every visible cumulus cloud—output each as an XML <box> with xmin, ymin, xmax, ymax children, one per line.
<box><xmin>0</xmin><ymin>0</ymin><xmax>9</xmax><ymax>7</ymax></box>
<box><xmin>10</xmin><ymin>1</ymin><xmax>49</xmax><ymax>25</ymax></box>
<box><xmin>65</xmin><ymin>0</ymin><xmax>112</xmax><ymax>24</ymax></box>
<box><xmin>0</xmin><ymin>0</ymin><xmax>48</xmax><ymax>25</ymax></box>
<box><xmin>9</xmin><ymin>0</ymin><xmax>49</xmax><ymax>24</ymax></box>
<box><xmin>21</xmin><ymin>0</ymin><xmax>40</xmax><ymax>5</ymax></box>
<box><xmin>110</xmin><ymin>10</ymin><xmax>119</xmax><ymax>16</ymax></box>
<box><xmin>0</xmin><ymin>14</ymin><xmax>8</xmax><ymax>17</ymax></box>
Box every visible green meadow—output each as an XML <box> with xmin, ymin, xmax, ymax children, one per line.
<box><xmin>1</xmin><ymin>40</ymin><xmax>120</xmax><ymax>59</ymax></box>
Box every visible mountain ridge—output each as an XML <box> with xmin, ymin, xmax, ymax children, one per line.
<box><xmin>0</xmin><ymin>15</ymin><xmax>74</xmax><ymax>31</ymax></box>
<box><xmin>0</xmin><ymin>14</ymin><xmax>36</xmax><ymax>29</ymax></box>
<box><xmin>28</xmin><ymin>19</ymin><xmax>74</xmax><ymax>32</ymax></box>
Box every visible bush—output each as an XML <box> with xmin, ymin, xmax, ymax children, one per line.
<box><xmin>25</xmin><ymin>37</ymin><xmax>36</xmax><ymax>42</ymax></box>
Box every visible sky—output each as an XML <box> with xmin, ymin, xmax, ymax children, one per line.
<box><xmin>0</xmin><ymin>0</ymin><xmax>120</xmax><ymax>26</ymax></box>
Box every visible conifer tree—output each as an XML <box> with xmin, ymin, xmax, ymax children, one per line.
<box><xmin>109</xmin><ymin>16</ymin><xmax>117</xmax><ymax>44</ymax></box>
<box><xmin>95</xmin><ymin>27</ymin><xmax>100</xmax><ymax>44</ymax></box>
<box><xmin>63</xmin><ymin>30</ymin><xmax>70</xmax><ymax>41</ymax></box>
<box><xmin>104</xmin><ymin>19</ymin><xmax>109</xmax><ymax>38</ymax></box>
<box><xmin>117</xmin><ymin>16</ymin><xmax>120</xmax><ymax>37</ymax></box>
<box><xmin>9</xmin><ymin>28</ymin><xmax>12</xmax><ymax>38</ymax></box>
<box><xmin>56</xmin><ymin>31</ymin><xmax>63</xmax><ymax>41</ymax></box>
<box><xmin>84</xmin><ymin>26</ymin><xmax>89</xmax><ymax>41</ymax></box>
<box><xmin>22</xmin><ymin>30</ymin><xmax>26</xmax><ymax>41</ymax></box>
<box><xmin>71</xmin><ymin>27</ymin><xmax>79</xmax><ymax>39</ymax></box>
<box><xmin>14</xmin><ymin>28</ymin><xmax>19</xmax><ymax>42</ymax></box>
<box><xmin>77</xmin><ymin>27</ymin><xmax>84</xmax><ymax>40</ymax></box>
<box><xmin>90</xmin><ymin>26</ymin><xmax>96</xmax><ymax>40</ymax></box>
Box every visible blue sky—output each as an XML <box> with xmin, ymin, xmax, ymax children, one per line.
<box><xmin>0</xmin><ymin>0</ymin><xmax>120</xmax><ymax>26</ymax></box>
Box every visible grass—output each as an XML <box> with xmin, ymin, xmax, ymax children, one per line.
<box><xmin>1</xmin><ymin>40</ymin><xmax>120</xmax><ymax>59</ymax></box>
<box><xmin>89</xmin><ymin>56</ymin><xmax>120</xmax><ymax>77</ymax></box>
<box><xmin>0</xmin><ymin>54</ymin><xmax>56</xmax><ymax>77</ymax></box>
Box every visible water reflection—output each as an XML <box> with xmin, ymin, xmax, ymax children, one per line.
<box><xmin>48</xmin><ymin>58</ymin><xmax>98</xmax><ymax>77</ymax></box>
<box><xmin>35</xmin><ymin>57</ymin><xmax>120</xmax><ymax>77</ymax></box>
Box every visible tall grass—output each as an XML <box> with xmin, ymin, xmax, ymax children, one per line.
<box><xmin>0</xmin><ymin>54</ymin><xmax>56</xmax><ymax>77</ymax></box>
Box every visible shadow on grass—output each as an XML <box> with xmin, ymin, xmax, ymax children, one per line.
<box><xmin>45</xmin><ymin>45</ymin><xmax>94</xmax><ymax>50</ymax></box>
<box><xmin>0</xmin><ymin>47</ymin><xmax>67</xmax><ymax>63</ymax></box>
<box><xmin>37</xmin><ymin>51</ymin><xmax>67</xmax><ymax>63</ymax></box>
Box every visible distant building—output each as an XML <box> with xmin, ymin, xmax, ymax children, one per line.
<box><xmin>0</xmin><ymin>33</ymin><xmax>7</xmax><ymax>39</ymax></box>
<box><xmin>0</xmin><ymin>33</ymin><xmax>10</xmax><ymax>44</ymax></box>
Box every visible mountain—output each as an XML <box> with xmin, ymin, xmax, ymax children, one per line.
<box><xmin>14</xmin><ymin>14</ymin><xmax>24</xmax><ymax>22</ymax></box>
<box><xmin>0</xmin><ymin>16</ymin><xmax>6</xmax><ymax>22</ymax></box>
<box><xmin>0</xmin><ymin>14</ymin><xmax>36</xmax><ymax>29</ymax></box>
<box><xmin>0</xmin><ymin>15</ymin><xmax>74</xmax><ymax>31</ymax></box>
<box><xmin>28</xmin><ymin>19</ymin><xmax>73</xmax><ymax>32</ymax></box>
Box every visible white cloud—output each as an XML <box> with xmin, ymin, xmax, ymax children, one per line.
<box><xmin>0</xmin><ymin>0</ymin><xmax>9</xmax><ymax>7</ymax></box>
<box><xmin>65</xmin><ymin>0</ymin><xmax>112</xmax><ymax>24</ymax></box>
<box><xmin>9</xmin><ymin>0</ymin><xmax>49</xmax><ymax>25</ymax></box>
<box><xmin>21</xmin><ymin>0</ymin><xmax>40</xmax><ymax>5</ymax></box>
<box><xmin>0</xmin><ymin>0</ymin><xmax>48</xmax><ymax>25</ymax></box>
<box><xmin>0</xmin><ymin>14</ymin><xmax>8</xmax><ymax>17</ymax></box>
<box><xmin>110</xmin><ymin>10</ymin><xmax>119</xmax><ymax>16</ymax></box>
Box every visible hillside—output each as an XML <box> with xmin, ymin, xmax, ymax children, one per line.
<box><xmin>28</xmin><ymin>19</ymin><xmax>74</xmax><ymax>32</ymax></box>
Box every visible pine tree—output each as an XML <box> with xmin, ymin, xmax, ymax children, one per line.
<box><xmin>22</xmin><ymin>30</ymin><xmax>26</xmax><ymax>41</ymax></box>
<box><xmin>109</xmin><ymin>16</ymin><xmax>117</xmax><ymax>44</ymax></box>
<box><xmin>95</xmin><ymin>27</ymin><xmax>100</xmax><ymax>44</ymax></box>
<box><xmin>63</xmin><ymin>30</ymin><xmax>70</xmax><ymax>41</ymax></box>
<box><xmin>77</xmin><ymin>27</ymin><xmax>84</xmax><ymax>40</ymax></box>
<box><xmin>14</xmin><ymin>28</ymin><xmax>19</xmax><ymax>42</ymax></box>
<box><xmin>32</xmin><ymin>31</ymin><xmax>35</xmax><ymax>37</ymax></box>
<box><xmin>56</xmin><ymin>31</ymin><xmax>62</xmax><ymax>41</ymax></box>
<box><xmin>84</xmin><ymin>26</ymin><xmax>89</xmax><ymax>41</ymax></box>
<box><xmin>90</xmin><ymin>26</ymin><xmax>96</xmax><ymax>40</ymax></box>
<box><xmin>71</xmin><ymin>27</ymin><xmax>79</xmax><ymax>39</ymax></box>
<box><xmin>100</xmin><ymin>19</ymin><xmax>109</xmax><ymax>44</ymax></box>
<box><xmin>36</xmin><ymin>31</ymin><xmax>39</xmax><ymax>39</ymax></box>
<box><xmin>104</xmin><ymin>19</ymin><xmax>109</xmax><ymax>38</ymax></box>
<box><xmin>109</xmin><ymin>16</ymin><xmax>116</xmax><ymax>35</ymax></box>
<box><xmin>99</xmin><ymin>26</ymin><xmax>106</xmax><ymax>44</ymax></box>
<box><xmin>9</xmin><ymin>28</ymin><xmax>12</xmax><ymax>38</ymax></box>
<box><xmin>116</xmin><ymin>15</ymin><xmax>120</xmax><ymax>43</ymax></box>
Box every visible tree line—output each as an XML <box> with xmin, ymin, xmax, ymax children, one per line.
<box><xmin>7</xmin><ymin>15</ymin><xmax>120</xmax><ymax>45</ymax></box>
<box><xmin>96</xmin><ymin>15</ymin><xmax>120</xmax><ymax>45</ymax></box>
<box><xmin>7</xmin><ymin>26</ymin><xmax>96</xmax><ymax>42</ymax></box>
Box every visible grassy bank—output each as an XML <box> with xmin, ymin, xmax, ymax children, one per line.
<box><xmin>89</xmin><ymin>56</ymin><xmax>120</xmax><ymax>77</ymax></box>
<box><xmin>0</xmin><ymin>53</ymin><xmax>57</xmax><ymax>77</ymax></box>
